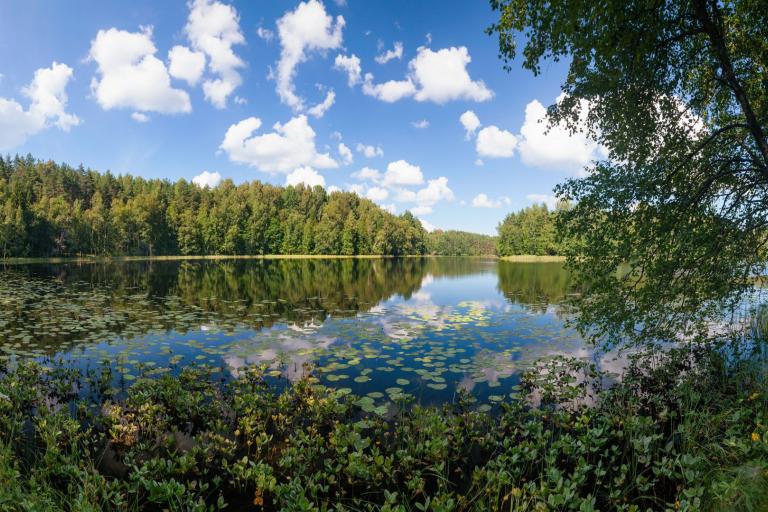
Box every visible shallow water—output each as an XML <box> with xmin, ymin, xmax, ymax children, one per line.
<box><xmin>0</xmin><ymin>257</ymin><xmax>591</xmax><ymax>408</ymax></box>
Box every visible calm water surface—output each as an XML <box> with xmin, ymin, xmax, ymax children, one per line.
<box><xmin>0</xmin><ymin>258</ymin><xmax>593</xmax><ymax>408</ymax></box>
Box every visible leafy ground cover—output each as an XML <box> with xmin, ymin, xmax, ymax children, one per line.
<box><xmin>0</xmin><ymin>346</ymin><xmax>766</xmax><ymax>511</ymax></box>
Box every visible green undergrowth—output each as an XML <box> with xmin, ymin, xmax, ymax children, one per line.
<box><xmin>0</xmin><ymin>346</ymin><xmax>766</xmax><ymax>511</ymax></box>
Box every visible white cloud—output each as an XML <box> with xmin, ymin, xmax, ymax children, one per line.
<box><xmin>411</xmin><ymin>119</ymin><xmax>429</xmax><ymax>129</ymax></box>
<box><xmin>518</xmin><ymin>98</ymin><xmax>603</xmax><ymax>174</ymax></box>
<box><xmin>338</xmin><ymin>142</ymin><xmax>353</xmax><ymax>165</ymax></box>
<box><xmin>476</xmin><ymin>125</ymin><xmax>518</xmax><ymax>158</ymax></box>
<box><xmin>410</xmin><ymin>47</ymin><xmax>492</xmax><ymax>103</ymax></box>
<box><xmin>472</xmin><ymin>193</ymin><xmax>511</xmax><ymax>208</ymax></box>
<box><xmin>347</xmin><ymin>183</ymin><xmax>366</xmax><ymax>195</ymax></box>
<box><xmin>334</xmin><ymin>54</ymin><xmax>361</xmax><ymax>87</ymax></box>
<box><xmin>256</xmin><ymin>26</ymin><xmax>274</xmax><ymax>42</ymax></box>
<box><xmin>88</xmin><ymin>27</ymin><xmax>191</xmax><ymax>114</ymax></box>
<box><xmin>355</xmin><ymin>143</ymin><xmax>383</xmax><ymax>158</ymax></box>
<box><xmin>474</xmin><ymin>159</ymin><xmax>484</xmax><ymax>166</ymax></box>
<box><xmin>220</xmin><ymin>114</ymin><xmax>337</xmax><ymax>173</ymax></box>
<box><xmin>131</xmin><ymin>112</ymin><xmax>150</xmax><ymax>122</ymax></box>
<box><xmin>24</xmin><ymin>62</ymin><xmax>81</xmax><ymax>131</ymax></box>
<box><xmin>327</xmin><ymin>185</ymin><xmax>341</xmax><ymax>193</ymax></box>
<box><xmin>375</xmin><ymin>41</ymin><xmax>403</xmax><ymax>64</ymax></box>
<box><xmin>276</xmin><ymin>0</ymin><xmax>344</xmax><ymax>111</ymax></box>
<box><xmin>415</xmin><ymin>176</ymin><xmax>454</xmax><ymax>205</ymax></box>
<box><xmin>168</xmin><ymin>45</ymin><xmax>206</xmax><ymax>86</ymax></box>
<box><xmin>0</xmin><ymin>62</ymin><xmax>80</xmax><ymax>151</ymax></box>
<box><xmin>411</xmin><ymin>205</ymin><xmax>432</xmax><ymax>215</ymax></box>
<box><xmin>381</xmin><ymin>203</ymin><xmax>396</xmax><ymax>214</ymax></box>
<box><xmin>362</xmin><ymin>74</ymin><xmax>416</xmax><ymax>102</ymax></box>
<box><xmin>192</xmin><ymin>170</ymin><xmax>222</xmax><ymax>188</ymax></box>
<box><xmin>366</xmin><ymin>186</ymin><xmax>389</xmax><ymax>201</ymax></box>
<box><xmin>419</xmin><ymin>218</ymin><xmax>437</xmax><ymax>232</ymax></box>
<box><xmin>330</xmin><ymin>130</ymin><xmax>343</xmax><ymax>141</ymax></box>
<box><xmin>459</xmin><ymin>110</ymin><xmax>480</xmax><ymax>138</ymax></box>
<box><xmin>307</xmin><ymin>89</ymin><xmax>335</xmax><ymax>118</ymax></box>
<box><xmin>526</xmin><ymin>193</ymin><xmax>558</xmax><ymax>210</ymax></box>
<box><xmin>286</xmin><ymin>166</ymin><xmax>326</xmax><ymax>187</ymax></box>
<box><xmin>352</xmin><ymin>166</ymin><xmax>380</xmax><ymax>181</ymax></box>
<box><xmin>184</xmin><ymin>0</ymin><xmax>246</xmax><ymax>108</ymax></box>
<box><xmin>384</xmin><ymin>160</ymin><xmax>423</xmax><ymax>186</ymax></box>
<box><xmin>356</xmin><ymin>46</ymin><xmax>491</xmax><ymax>105</ymax></box>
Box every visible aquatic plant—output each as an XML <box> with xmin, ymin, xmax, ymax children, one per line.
<box><xmin>1</xmin><ymin>345</ymin><xmax>766</xmax><ymax>511</ymax></box>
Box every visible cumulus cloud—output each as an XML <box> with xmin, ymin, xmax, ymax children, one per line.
<box><xmin>526</xmin><ymin>193</ymin><xmax>558</xmax><ymax>210</ymax></box>
<box><xmin>375</xmin><ymin>41</ymin><xmax>403</xmax><ymax>64</ymax></box>
<box><xmin>366</xmin><ymin>186</ymin><xmax>389</xmax><ymax>201</ymax></box>
<box><xmin>518</xmin><ymin>98</ymin><xmax>603</xmax><ymax>174</ymax></box>
<box><xmin>131</xmin><ymin>112</ymin><xmax>150</xmax><ymax>122</ymax></box>
<box><xmin>415</xmin><ymin>176</ymin><xmax>454</xmax><ymax>205</ymax></box>
<box><xmin>184</xmin><ymin>0</ymin><xmax>246</xmax><ymax>108</ymax></box>
<box><xmin>306</xmin><ymin>89</ymin><xmax>335</xmax><ymax>118</ymax></box>
<box><xmin>411</xmin><ymin>119</ymin><xmax>429</xmax><ymax>129</ymax></box>
<box><xmin>168</xmin><ymin>45</ymin><xmax>206</xmax><ymax>86</ymax></box>
<box><xmin>361</xmin><ymin>75</ymin><xmax>416</xmax><ymax>103</ymax></box>
<box><xmin>192</xmin><ymin>170</ymin><xmax>222</xmax><ymax>188</ymax></box>
<box><xmin>355</xmin><ymin>143</ymin><xmax>383</xmax><ymax>158</ymax></box>
<box><xmin>419</xmin><ymin>218</ymin><xmax>437</xmax><ymax>232</ymax></box>
<box><xmin>409</xmin><ymin>47</ymin><xmax>492</xmax><ymax>103</ymax></box>
<box><xmin>220</xmin><ymin>114</ymin><xmax>337</xmax><ymax>173</ymax></box>
<box><xmin>276</xmin><ymin>0</ymin><xmax>344</xmax><ymax>111</ymax></box>
<box><xmin>353</xmin><ymin>46</ymin><xmax>492</xmax><ymax>105</ymax></box>
<box><xmin>0</xmin><ymin>62</ymin><xmax>80</xmax><ymax>150</ymax></box>
<box><xmin>286</xmin><ymin>166</ymin><xmax>326</xmax><ymax>187</ymax></box>
<box><xmin>88</xmin><ymin>27</ymin><xmax>191</xmax><ymax>114</ymax></box>
<box><xmin>352</xmin><ymin>166</ymin><xmax>381</xmax><ymax>181</ymax></box>
<box><xmin>333</xmin><ymin>54</ymin><xmax>361</xmax><ymax>87</ymax></box>
<box><xmin>350</xmin><ymin>160</ymin><xmax>453</xmax><ymax>214</ymax></box>
<box><xmin>472</xmin><ymin>193</ymin><xmax>511</xmax><ymax>208</ymax></box>
<box><xmin>476</xmin><ymin>125</ymin><xmax>518</xmax><ymax>158</ymax></box>
<box><xmin>383</xmin><ymin>160</ymin><xmax>424</xmax><ymax>187</ymax></box>
<box><xmin>459</xmin><ymin>110</ymin><xmax>480</xmax><ymax>138</ymax></box>
<box><xmin>338</xmin><ymin>142</ymin><xmax>353</xmax><ymax>165</ymax></box>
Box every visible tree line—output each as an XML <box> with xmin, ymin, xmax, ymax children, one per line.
<box><xmin>426</xmin><ymin>230</ymin><xmax>497</xmax><ymax>256</ymax></box>
<box><xmin>0</xmin><ymin>155</ymin><xmax>427</xmax><ymax>257</ymax></box>
<box><xmin>496</xmin><ymin>202</ymin><xmax>568</xmax><ymax>256</ymax></box>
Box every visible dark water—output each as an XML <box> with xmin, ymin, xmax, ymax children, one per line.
<box><xmin>0</xmin><ymin>257</ymin><xmax>588</xmax><ymax>409</ymax></box>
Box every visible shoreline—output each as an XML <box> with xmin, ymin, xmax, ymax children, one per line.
<box><xmin>0</xmin><ymin>254</ymin><xmax>566</xmax><ymax>264</ymax></box>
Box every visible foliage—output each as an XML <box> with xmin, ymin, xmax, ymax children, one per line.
<box><xmin>496</xmin><ymin>203</ymin><xmax>565</xmax><ymax>256</ymax></box>
<box><xmin>426</xmin><ymin>230</ymin><xmax>497</xmax><ymax>256</ymax></box>
<box><xmin>0</xmin><ymin>155</ymin><xmax>426</xmax><ymax>257</ymax></box>
<box><xmin>488</xmin><ymin>0</ymin><xmax>768</xmax><ymax>347</ymax></box>
<box><xmin>1</xmin><ymin>345</ymin><xmax>767</xmax><ymax>511</ymax></box>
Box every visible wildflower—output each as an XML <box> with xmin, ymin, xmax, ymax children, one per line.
<box><xmin>674</xmin><ymin>500</ymin><xmax>681</xmax><ymax>510</ymax></box>
<box><xmin>752</xmin><ymin>432</ymin><xmax>761</xmax><ymax>442</ymax></box>
<box><xmin>234</xmin><ymin>429</ymin><xmax>241</xmax><ymax>436</ymax></box>
<box><xmin>749</xmin><ymin>392</ymin><xmax>760</xmax><ymax>401</ymax></box>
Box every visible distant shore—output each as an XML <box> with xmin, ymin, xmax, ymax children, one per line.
<box><xmin>0</xmin><ymin>254</ymin><xmax>566</xmax><ymax>264</ymax></box>
<box><xmin>499</xmin><ymin>255</ymin><xmax>566</xmax><ymax>262</ymax></box>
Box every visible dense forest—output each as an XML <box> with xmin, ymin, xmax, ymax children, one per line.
<box><xmin>0</xmin><ymin>155</ymin><xmax>428</xmax><ymax>257</ymax></box>
<box><xmin>496</xmin><ymin>203</ymin><xmax>564</xmax><ymax>256</ymax></box>
<box><xmin>426</xmin><ymin>229</ymin><xmax>497</xmax><ymax>256</ymax></box>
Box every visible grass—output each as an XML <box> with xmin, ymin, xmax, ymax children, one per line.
<box><xmin>1</xmin><ymin>345</ymin><xmax>766</xmax><ymax>511</ymax></box>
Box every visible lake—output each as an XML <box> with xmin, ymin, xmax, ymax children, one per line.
<box><xmin>0</xmin><ymin>257</ymin><xmax>592</xmax><ymax>410</ymax></box>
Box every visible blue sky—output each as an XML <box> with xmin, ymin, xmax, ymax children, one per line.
<box><xmin>0</xmin><ymin>0</ymin><xmax>600</xmax><ymax>235</ymax></box>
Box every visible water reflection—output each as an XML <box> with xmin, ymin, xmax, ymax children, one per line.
<box><xmin>1</xmin><ymin>257</ymin><xmax>588</xmax><ymax>405</ymax></box>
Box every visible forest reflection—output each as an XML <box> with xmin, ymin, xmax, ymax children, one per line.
<box><xmin>1</xmin><ymin>258</ymin><xmax>574</xmax><ymax>357</ymax></box>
